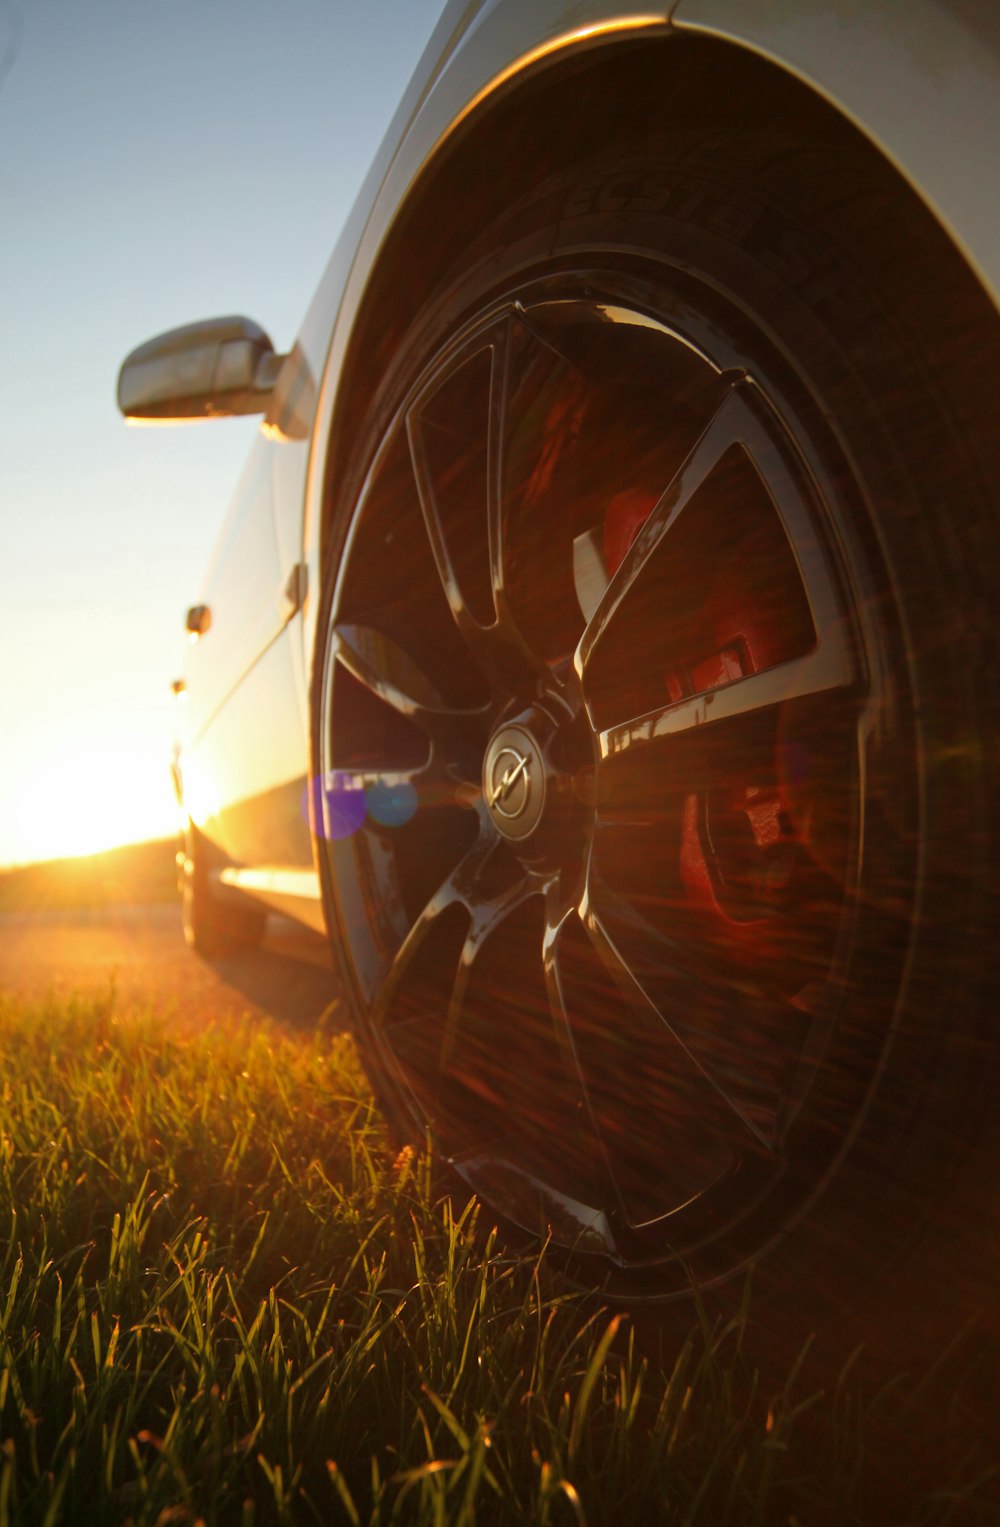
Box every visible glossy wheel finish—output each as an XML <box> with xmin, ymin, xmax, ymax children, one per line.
<box><xmin>317</xmin><ymin>270</ymin><xmax>918</xmax><ymax>1293</ymax></box>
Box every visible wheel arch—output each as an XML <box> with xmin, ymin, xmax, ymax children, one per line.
<box><xmin>315</xmin><ymin>23</ymin><xmax>994</xmax><ymax>567</ymax></box>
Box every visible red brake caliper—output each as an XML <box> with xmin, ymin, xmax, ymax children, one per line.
<box><xmin>603</xmin><ymin>489</ymin><xmax>804</xmax><ymax>951</ymax></box>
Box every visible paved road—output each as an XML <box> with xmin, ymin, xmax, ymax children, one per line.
<box><xmin>0</xmin><ymin>901</ymin><xmax>343</xmax><ymax>1032</ymax></box>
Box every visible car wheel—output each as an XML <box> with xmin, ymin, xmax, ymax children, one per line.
<box><xmin>314</xmin><ymin>132</ymin><xmax>999</xmax><ymax>1315</ymax></box>
<box><xmin>180</xmin><ymin>822</ymin><xmax>267</xmax><ymax>958</ymax></box>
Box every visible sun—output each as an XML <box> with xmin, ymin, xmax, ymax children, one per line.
<box><xmin>11</xmin><ymin>748</ymin><xmax>182</xmax><ymax>864</ymax></box>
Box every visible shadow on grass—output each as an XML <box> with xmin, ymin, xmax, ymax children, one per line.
<box><xmin>197</xmin><ymin>913</ymin><xmax>343</xmax><ymax>1035</ymax></box>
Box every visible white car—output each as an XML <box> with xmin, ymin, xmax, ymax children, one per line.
<box><xmin>119</xmin><ymin>0</ymin><xmax>1000</xmax><ymax>1319</ymax></box>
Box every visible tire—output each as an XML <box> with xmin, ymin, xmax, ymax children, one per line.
<box><xmin>180</xmin><ymin>822</ymin><xmax>267</xmax><ymax>957</ymax></box>
<box><xmin>313</xmin><ymin>130</ymin><xmax>999</xmax><ymax>1330</ymax></box>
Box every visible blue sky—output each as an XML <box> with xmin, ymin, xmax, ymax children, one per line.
<box><xmin>0</xmin><ymin>0</ymin><xmax>443</xmax><ymax>865</ymax></box>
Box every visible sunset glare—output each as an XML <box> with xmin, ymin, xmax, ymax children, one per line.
<box><xmin>9</xmin><ymin>749</ymin><xmax>181</xmax><ymax>866</ymax></box>
<box><xmin>0</xmin><ymin>0</ymin><xmax>442</xmax><ymax>870</ymax></box>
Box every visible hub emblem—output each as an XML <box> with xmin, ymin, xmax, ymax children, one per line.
<box><xmin>483</xmin><ymin>724</ymin><xmax>546</xmax><ymax>841</ymax></box>
<box><xmin>489</xmin><ymin>747</ymin><xmax>531</xmax><ymax>819</ymax></box>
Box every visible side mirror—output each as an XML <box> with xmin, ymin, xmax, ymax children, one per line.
<box><xmin>117</xmin><ymin>316</ymin><xmax>284</xmax><ymax>422</ymax></box>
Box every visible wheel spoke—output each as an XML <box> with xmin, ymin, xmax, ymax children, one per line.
<box><xmin>540</xmin><ymin>888</ymin><xmax>629</xmax><ymax>1216</ymax></box>
<box><xmin>579</xmin><ymin>870</ymin><xmax>778</xmax><ymax>1150</ymax></box>
<box><xmin>372</xmin><ymin>822</ymin><xmax>496</xmax><ymax>1022</ymax></box>
<box><xmin>491</xmin><ymin>312</ymin><xmax>617</xmax><ymax>678</ymax></box>
<box><xmin>541</xmin><ymin>881</ymin><xmax>584</xmax><ymax>1060</ymax></box>
<box><xmin>439</xmin><ymin>862</ymin><xmax>549</xmax><ymax>1070</ymax></box>
<box><xmin>328</xmin><ymin>621</ymin><xmax>488</xmax><ymax>760</ymax></box>
<box><xmin>421</xmin><ymin>874</ymin><xmax>628</xmax><ymax>1228</ymax></box>
<box><xmin>540</xmin><ymin>880</ymin><xmax>593</xmax><ymax>1091</ymax></box>
<box><xmin>598</xmin><ymin>640</ymin><xmax>854</xmax><ymax>761</ymax></box>
<box><xmin>406</xmin><ymin>338</ymin><xmax>545</xmax><ymax>691</ymax></box>
<box><xmin>378</xmin><ymin>828</ymin><xmax>573</xmax><ymax>1155</ymax></box>
<box><xmin>407</xmin><ymin>400</ymin><xmax>494</xmax><ymax>635</ymax></box>
<box><xmin>576</xmin><ymin>364</ymin><xmax>858</xmax><ymax>756</ymax></box>
<box><xmin>481</xmin><ymin>318</ymin><xmax>553</xmax><ymax>679</ymax></box>
<box><xmin>575</xmin><ymin>379</ymin><xmax>749</xmax><ymax>675</ymax></box>
<box><xmin>581</xmin><ymin>862</ymin><xmax>808</xmax><ymax>1147</ymax></box>
<box><xmin>543</xmin><ymin>891</ymin><xmax>739</xmax><ymax>1227</ymax></box>
<box><xmin>409</xmin><ymin>314</ymin><xmax>595</xmax><ymax>689</ymax></box>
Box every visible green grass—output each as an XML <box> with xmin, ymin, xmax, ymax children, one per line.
<box><xmin>0</xmin><ymin>988</ymin><xmax>994</xmax><ymax>1525</ymax></box>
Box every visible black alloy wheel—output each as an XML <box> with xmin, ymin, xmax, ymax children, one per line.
<box><xmin>314</xmin><ymin>134</ymin><xmax>998</xmax><ymax>1310</ymax></box>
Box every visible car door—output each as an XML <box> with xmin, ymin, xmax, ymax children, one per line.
<box><xmin>178</xmin><ymin>432</ymin><xmax>313</xmax><ymax>878</ymax></box>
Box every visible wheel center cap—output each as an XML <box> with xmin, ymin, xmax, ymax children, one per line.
<box><xmin>484</xmin><ymin>725</ymin><xmax>546</xmax><ymax>840</ymax></box>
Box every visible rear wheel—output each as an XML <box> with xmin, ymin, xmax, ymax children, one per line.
<box><xmin>315</xmin><ymin>134</ymin><xmax>998</xmax><ymax>1312</ymax></box>
<box><xmin>180</xmin><ymin>822</ymin><xmax>266</xmax><ymax>958</ymax></box>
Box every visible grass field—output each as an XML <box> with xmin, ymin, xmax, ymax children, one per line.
<box><xmin>0</xmin><ymin>986</ymin><xmax>995</xmax><ymax>1525</ymax></box>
